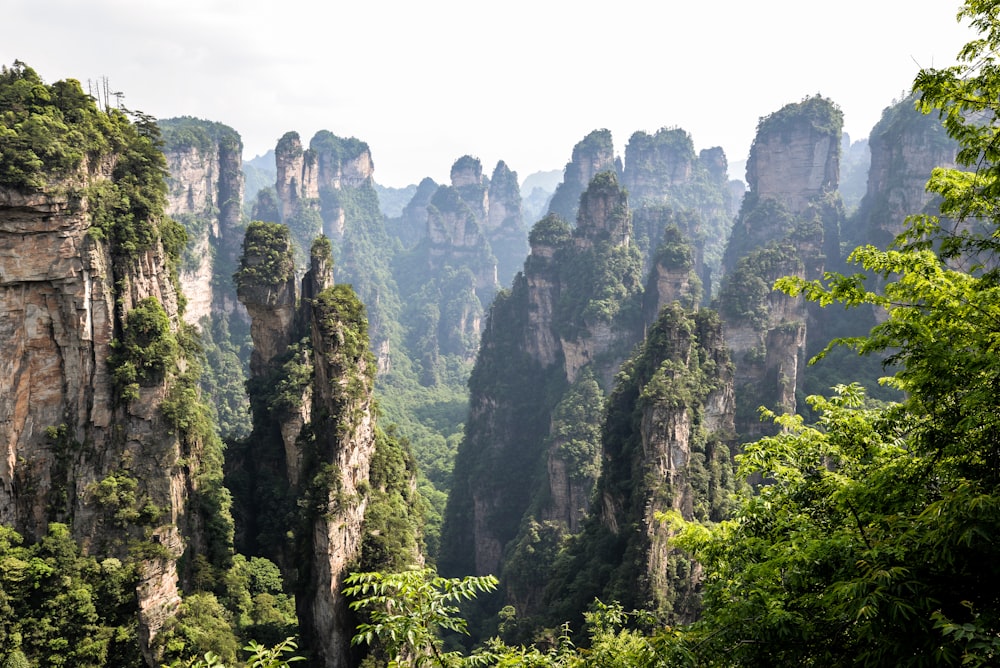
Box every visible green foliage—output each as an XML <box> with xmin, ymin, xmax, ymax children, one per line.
<box><xmin>0</xmin><ymin>62</ymin><xmax>110</xmax><ymax>189</ymax></box>
<box><xmin>548</xmin><ymin>371</ymin><xmax>603</xmax><ymax>484</ymax></box>
<box><xmin>159</xmin><ymin>116</ymin><xmax>241</xmax><ymax>155</ymax></box>
<box><xmin>309</xmin><ymin>130</ymin><xmax>368</xmax><ymax>165</ymax></box>
<box><xmin>312</xmin><ymin>283</ymin><xmax>375</xmax><ymax>384</ymax></box>
<box><xmin>0</xmin><ymin>524</ymin><xmax>142</xmax><ymax>667</ymax></box>
<box><xmin>234</xmin><ymin>221</ymin><xmax>295</xmax><ymax>290</ymax></box>
<box><xmin>155</xmin><ymin>593</ymin><xmax>240</xmax><ymax>666</ymax></box>
<box><xmin>555</xmin><ymin>239</ymin><xmax>643</xmax><ymax>340</ymax></box>
<box><xmin>163</xmin><ymin>637</ymin><xmax>303</xmax><ymax>668</ymax></box>
<box><xmin>717</xmin><ymin>242</ymin><xmax>802</xmax><ymax>329</ymax></box>
<box><xmin>753</xmin><ymin>94</ymin><xmax>844</xmax><ymax>140</ymax></box>
<box><xmin>360</xmin><ymin>427</ymin><xmax>427</xmax><ymax>571</ymax></box>
<box><xmin>344</xmin><ymin>568</ymin><xmax>498</xmax><ymax>667</ymax></box>
<box><xmin>667</xmin><ymin>10</ymin><xmax>1000</xmax><ymax>663</ymax></box>
<box><xmin>110</xmin><ymin>296</ymin><xmax>178</xmax><ymax>400</ymax></box>
<box><xmin>196</xmin><ymin>316</ymin><xmax>252</xmax><ymax>441</ymax></box>
<box><xmin>528</xmin><ymin>214</ymin><xmax>571</xmax><ymax>249</ymax></box>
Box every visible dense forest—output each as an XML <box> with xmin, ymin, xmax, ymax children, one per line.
<box><xmin>2</xmin><ymin>1</ymin><xmax>1000</xmax><ymax>666</ymax></box>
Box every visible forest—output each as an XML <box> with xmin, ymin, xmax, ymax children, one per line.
<box><xmin>1</xmin><ymin>1</ymin><xmax>1000</xmax><ymax>666</ymax></box>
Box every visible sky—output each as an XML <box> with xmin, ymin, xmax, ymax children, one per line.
<box><xmin>5</xmin><ymin>0</ymin><xmax>975</xmax><ymax>188</ymax></box>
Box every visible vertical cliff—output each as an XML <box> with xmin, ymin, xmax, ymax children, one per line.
<box><xmin>0</xmin><ymin>65</ymin><xmax>233</xmax><ymax>663</ymax></box>
<box><xmin>547</xmin><ymin>129</ymin><xmax>620</xmax><ymax>223</ymax></box>
<box><xmin>159</xmin><ymin>117</ymin><xmax>246</xmax><ymax>325</ymax></box>
<box><xmin>234</xmin><ymin>226</ymin><xmax>422</xmax><ymax>667</ymax></box>
<box><xmin>159</xmin><ymin>117</ymin><xmax>252</xmax><ymax>442</ymax></box>
<box><xmin>717</xmin><ymin>96</ymin><xmax>845</xmax><ymax>436</ymax></box>
<box><xmin>623</xmin><ymin>128</ymin><xmax>735</xmax><ymax>295</ymax></box>
<box><xmin>543</xmin><ymin>305</ymin><xmax>736</xmax><ymax>626</ymax></box>
<box><xmin>848</xmin><ymin>95</ymin><xmax>958</xmax><ymax>250</ymax></box>
<box><xmin>440</xmin><ymin>171</ymin><xmax>647</xmax><ymax>601</ymax></box>
<box><xmin>486</xmin><ymin>160</ymin><xmax>529</xmax><ymax>286</ymax></box>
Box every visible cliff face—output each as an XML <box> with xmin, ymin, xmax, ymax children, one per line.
<box><xmin>299</xmin><ymin>282</ymin><xmax>378</xmax><ymax>668</ymax></box>
<box><xmin>718</xmin><ymin>96</ymin><xmax>845</xmax><ymax>434</ymax></box>
<box><xmin>745</xmin><ymin>104</ymin><xmax>840</xmax><ymax>215</ymax></box>
<box><xmin>234</xmin><ymin>228</ymin><xmax>421</xmax><ymax>667</ymax></box>
<box><xmin>486</xmin><ymin>160</ymin><xmax>529</xmax><ymax>286</ymax></box>
<box><xmin>850</xmin><ymin>96</ymin><xmax>958</xmax><ymax>249</ymax></box>
<box><xmin>160</xmin><ymin>117</ymin><xmax>246</xmax><ymax>326</ymax></box>
<box><xmin>547</xmin><ymin>129</ymin><xmax>620</xmax><ymax>223</ymax></box>
<box><xmin>0</xmin><ymin>76</ymin><xmax>232</xmax><ymax>664</ymax></box>
<box><xmin>399</xmin><ymin>155</ymin><xmax>526</xmax><ymax>367</ymax></box>
<box><xmin>623</xmin><ymin>129</ymin><xmax>735</xmax><ymax>296</ymax></box>
<box><xmin>390</xmin><ymin>176</ymin><xmax>437</xmax><ymax>249</ymax></box>
<box><xmin>440</xmin><ymin>171</ymin><xmax>649</xmax><ymax>589</ymax></box>
<box><xmin>588</xmin><ymin>305</ymin><xmax>735</xmax><ymax>622</ymax></box>
<box><xmin>274</xmin><ymin>131</ymin><xmax>375</xmax><ymax>240</ymax></box>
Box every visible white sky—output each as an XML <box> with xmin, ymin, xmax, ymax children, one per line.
<box><xmin>5</xmin><ymin>0</ymin><xmax>974</xmax><ymax>187</ymax></box>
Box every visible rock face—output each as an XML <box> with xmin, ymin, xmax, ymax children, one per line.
<box><xmin>398</xmin><ymin>155</ymin><xmax>529</xmax><ymax>369</ymax></box>
<box><xmin>274</xmin><ymin>131</ymin><xmax>374</xmax><ymax>241</ymax></box>
<box><xmin>160</xmin><ymin>118</ymin><xmax>246</xmax><ymax>326</ymax></box>
<box><xmin>548</xmin><ymin>129</ymin><xmax>620</xmax><ymax>223</ymax></box>
<box><xmin>235</xmin><ymin>228</ymin><xmax>420</xmax><ymax>667</ymax></box>
<box><xmin>623</xmin><ymin>129</ymin><xmax>736</xmax><ymax>296</ymax></box>
<box><xmin>390</xmin><ymin>176</ymin><xmax>438</xmax><ymax>248</ymax></box>
<box><xmin>746</xmin><ymin>105</ymin><xmax>840</xmax><ymax>215</ymax></box>
<box><xmin>440</xmin><ymin>171</ymin><xmax>663</xmax><ymax>606</ymax></box>
<box><xmin>485</xmin><ymin>160</ymin><xmax>529</xmax><ymax>286</ymax></box>
<box><xmin>850</xmin><ymin>95</ymin><xmax>958</xmax><ymax>250</ymax></box>
<box><xmin>717</xmin><ymin>96</ymin><xmax>845</xmax><ymax>435</ymax></box>
<box><xmin>564</xmin><ymin>305</ymin><xmax>735</xmax><ymax>623</ymax></box>
<box><xmin>298</xmin><ymin>280</ymin><xmax>378</xmax><ymax>668</ymax></box>
<box><xmin>0</xmin><ymin>93</ymin><xmax>228</xmax><ymax>663</ymax></box>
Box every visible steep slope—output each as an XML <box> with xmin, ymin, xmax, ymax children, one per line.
<box><xmin>716</xmin><ymin>96</ymin><xmax>846</xmax><ymax>436</ymax></box>
<box><xmin>0</xmin><ymin>64</ymin><xmax>232</xmax><ymax>663</ymax></box>
<box><xmin>159</xmin><ymin>117</ymin><xmax>252</xmax><ymax>441</ymax></box>
<box><xmin>542</xmin><ymin>305</ymin><xmax>736</xmax><ymax>627</ymax></box>
<box><xmin>233</xmin><ymin>225</ymin><xmax>423</xmax><ymax>667</ymax></box>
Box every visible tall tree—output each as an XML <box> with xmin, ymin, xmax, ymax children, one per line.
<box><xmin>672</xmin><ymin>2</ymin><xmax>1000</xmax><ymax>665</ymax></box>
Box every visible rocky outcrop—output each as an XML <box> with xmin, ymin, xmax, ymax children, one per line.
<box><xmin>0</xmin><ymin>96</ymin><xmax>228</xmax><ymax>663</ymax></box>
<box><xmin>273</xmin><ymin>131</ymin><xmax>375</xmax><ymax>242</ymax></box>
<box><xmin>548</xmin><ymin>129</ymin><xmax>620</xmax><ymax>223</ymax></box>
<box><xmin>298</xmin><ymin>282</ymin><xmax>378</xmax><ymax>668</ymax></box>
<box><xmin>235</xmin><ymin>228</ymin><xmax>420</xmax><ymax>667</ymax></box>
<box><xmin>746</xmin><ymin>100</ymin><xmax>841</xmax><ymax>215</ymax></box>
<box><xmin>623</xmin><ymin>129</ymin><xmax>735</xmax><ymax>294</ymax></box>
<box><xmin>486</xmin><ymin>161</ymin><xmax>529</xmax><ymax>285</ymax></box>
<box><xmin>390</xmin><ymin>176</ymin><xmax>438</xmax><ymax>249</ymax></box>
<box><xmin>540</xmin><ymin>305</ymin><xmax>736</xmax><ymax>625</ymax></box>
<box><xmin>440</xmin><ymin>171</ymin><xmax>648</xmax><ymax>582</ymax></box>
<box><xmin>160</xmin><ymin>117</ymin><xmax>246</xmax><ymax>326</ymax></box>
<box><xmin>718</xmin><ymin>96</ymin><xmax>845</xmax><ymax>434</ymax></box>
<box><xmin>850</xmin><ymin>95</ymin><xmax>958</xmax><ymax>250</ymax></box>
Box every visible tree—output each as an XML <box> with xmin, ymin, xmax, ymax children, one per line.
<box><xmin>344</xmin><ymin>568</ymin><xmax>497</xmax><ymax>667</ymax></box>
<box><xmin>669</xmin><ymin>3</ymin><xmax>1000</xmax><ymax>664</ymax></box>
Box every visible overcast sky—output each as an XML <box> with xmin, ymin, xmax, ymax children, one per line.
<box><xmin>5</xmin><ymin>1</ymin><xmax>974</xmax><ymax>187</ymax></box>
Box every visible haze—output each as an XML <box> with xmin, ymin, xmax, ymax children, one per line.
<box><xmin>5</xmin><ymin>0</ymin><xmax>972</xmax><ymax>186</ymax></box>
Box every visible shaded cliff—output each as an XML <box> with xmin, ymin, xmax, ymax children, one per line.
<box><xmin>232</xmin><ymin>225</ymin><xmax>423</xmax><ymax>667</ymax></box>
<box><xmin>847</xmin><ymin>95</ymin><xmax>958</xmax><ymax>251</ymax></box>
<box><xmin>547</xmin><ymin>129</ymin><xmax>621</xmax><ymax>223</ymax></box>
<box><xmin>717</xmin><ymin>96</ymin><xmax>845</xmax><ymax>436</ymax></box>
<box><xmin>0</xmin><ymin>64</ymin><xmax>233</xmax><ymax>663</ymax></box>
<box><xmin>542</xmin><ymin>305</ymin><xmax>736</xmax><ymax>627</ymax></box>
<box><xmin>796</xmin><ymin>96</ymin><xmax>959</xmax><ymax>405</ymax></box>
<box><xmin>159</xmin><ymin>117</ymin><xmax>252</xmax><ymax>442</ymax></box>
<box><xmin>438</xmin><ymin>171</ymin><xmax>726</xmax><ymax>635</ymax></box>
